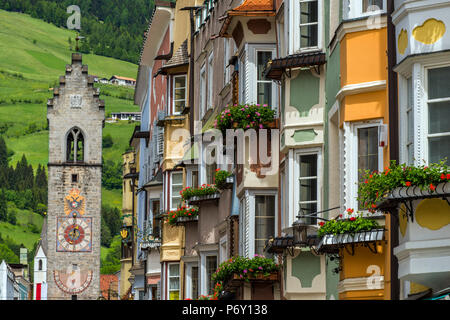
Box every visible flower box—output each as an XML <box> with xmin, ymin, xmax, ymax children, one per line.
<box><xmin>175</xmin><ymin>215</ymin><xmax>199</xmax><ymax>224</ymax></box>
<box><xmin>316</xmin><ymin>228</ymin><xmax>385</xmax><ymax>254</ymax></box>
<box><xmin>187</xmin><ymin>192</ymin><xmax>221</xmax><ymax>204</ymax></box>
<box><xmin>224</xmin><ymin>272</ymin><xmax>279</xmax><ymax>290</ymax></box>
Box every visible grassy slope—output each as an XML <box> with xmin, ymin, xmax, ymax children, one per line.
<box><xmin>0</xmin><ymin>10</ymin><xmax>138</xmax><ymax>251</ymax></box>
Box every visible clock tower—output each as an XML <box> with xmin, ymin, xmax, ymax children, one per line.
<box><xmin>45</xmin><ymin>53</ymin><xmax>104</xmax><ymax>300</ymax></box>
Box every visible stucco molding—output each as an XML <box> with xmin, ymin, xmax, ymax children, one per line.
<box><xmin>337</xmin><ymin>276</ymin><xmax>384</xmax><ymax>293</ymax></box>
<box><xmin>335</xmin><ymin>80</ymin><xmax>387</xmax><ymax>102</ymax></box>
<box><xmin>392</xmin><ymin>0</ymin><xmax>450</xmax><ymax>26</ymax></box>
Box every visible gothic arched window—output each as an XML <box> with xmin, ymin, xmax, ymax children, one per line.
<box><xmin>66</xmin><ymin>128</ymin><xmax>84</xmax><ymax>162</ymax></box>
<box><xmin>38</xmin><ymin>259</ymin><xmax>42</xmax><ymax>271</ymax></box>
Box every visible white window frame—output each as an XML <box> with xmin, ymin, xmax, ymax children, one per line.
<box><xmin>247</xmin><ymin>44</ymin><xmax>278</xmax><ymax>113</ymax></box>
<box><xmin>424</xmin><ymin>64</ymin><xmax>450</xmax><ymax>165</ymax></box>
<box><xmin>399</xmin><ymin>60</ymin><xmax>450</xmax><ymax>166</ymax></box>
<box><xmin>342</xmin><ymin>0</ymin><xmax>387</xmax><ymax>21</ymax></box>
<box><xmin>293</xmin><ymin>148</ymin><xmax>322</xmax><ymax>226</ymax></box>
<box><xmin>241</xmin><ymin>190</ymin><xmax>278</xmax><ymax>258</ymax></box>
<box><xmin>186</xmin><ymin>167</ymin><xmax>199</xmax><ymax>188</ymax></box>
<box><xmin>223</xmin><ymin>38</ymin><xmax>231</xmax><ymax>86</ymax></box>
<box><xmin>207</xmin><ymin>52</ymin><xmax>214</xmax><ymax>110</ymax></box>
<box><xmin>167</xmin><ymin>262</ymin><xmax>180</xmax><ymax>300</ymax></box>
<box><xmin>172</xmin><ymin>74</ymin><xmax>187</xmax><ymax>115</ymax></box>
<box><xmin>184</xmin><ymin>262</ymin><xmax>199</xmax><ymax>300</ymax></box>
<box><xmin>200</xmin><ymin>251</ymin><xmax>218</xmax><ymax>296</ymax></box>
<box><xmin>288</xmin><ymin>0</ymin><xmax>323</xmax><ymax>54</ymax></box>
<box><xmin>219</xmin><ymin>236</ymin><xmax>227</xmax><ymax>264</ymax></box>
<box><xmin>346</xmin><ymin>120</ymin><xmax>384</xmax><ymax>212</ymax></box>
<box><xmin>170</xmin><ymin>171</ymin><xmax>183</xmax><ymax>210</ymax></box>
<box><xmin>200</xmin><ymin>64</ymin><xmax>206</xmax><ymax>119</ymax></box>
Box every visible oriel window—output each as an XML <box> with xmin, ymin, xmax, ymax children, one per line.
<box><xmin>66</xmin><ymin>128</ymin><xmax>84</xmax><ymax>162</ymax></box>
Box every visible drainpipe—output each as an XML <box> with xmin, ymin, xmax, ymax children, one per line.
<box><xmin>387</xmin><ymin>0</ymin><xmax>400</xmax><ymax>300</ymax></box>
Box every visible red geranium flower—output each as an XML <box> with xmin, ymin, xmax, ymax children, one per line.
<box><xmin>430</xmin><ymin>183</ymin><xmax>436</xmax><ymax>191</ymax></box>
<box><xmin>441</xmin><ymin>173</ymin><xmax>446</xmax><ymax>180</ymax></box>
<box><xmin>350</xmin><ymin>217</ymin><xmax>356</xmax><ymax>221</ymax></box>
<box><xmin>405</xmin><ymin>181</ymin><xmax>411</xmax><ymax>187</ymax></box>
<box><xmin>319</xmin><ymin>221</ymin><xmax>325</xmax><ymax>227</ymax></box>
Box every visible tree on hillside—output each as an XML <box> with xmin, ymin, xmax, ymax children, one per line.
<box><xmin>0</xmin><ymin>243</ymin><xmax>19</xmax><ymax>264</ymax></box>
<box><xmin>0</xmin><ymin>189</ymin><xmax>7</xmax><ymax>222</ymax></box>
<box><xmin>0</xmin><ymin>136</ymin><xmax>8</xmax><ymax>168</ymax></box>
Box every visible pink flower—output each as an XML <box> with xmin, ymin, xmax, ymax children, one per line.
<box><xmin>243</xmin><ymin>269</ymin><xmax>247</xmax><ymax>273</ymax></box>
<box><xmin>259</xmin><ymin>124</ymin><xmax>263</xmax><ymax>129</ymax></box>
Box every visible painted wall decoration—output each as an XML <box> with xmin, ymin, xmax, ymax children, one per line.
<box><xmin>64</xmin><ymin>188</ymin><xmax>85</xmax><ymax>217</ymax></box>
<box><xmin>412</xmin><ymin>18</ymin><xmax>446</xmax><ymax>44</ymax></box>
<box><xmin>415</xmin><ymin>199</ymin><xmax>450</xmax><ymax>231</ymax></box>
<box><xmin>398</xmin><ymin>29</ymin><xmax>408</xmax><ymax>54</ymax></box>
<box><xmin>53</xmin><ymin>267</ymin><xmax>93</xmax><ymax>295</ymax></box>
<box><xmin>57</xmin><ymin>217</ymin><xmax>92</xmax><ymax>252</ymax></box>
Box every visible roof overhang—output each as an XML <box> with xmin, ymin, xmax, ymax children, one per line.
<box><xmin>135</xmin><ymin>4</ymin><xmax>174</xmax><ymax>105</ymax></box>
<box><xmin>264</xmin><ymin>51</ymin><xmax>327</xmax><ymax>80</ymax></box>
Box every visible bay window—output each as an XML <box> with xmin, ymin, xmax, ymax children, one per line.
<box><xmin>172</xmin><ymin>75</ymin><xmax>186</xmax><ymax>115</ymax></box>
<box><xmin>343</xmin><ymin>0</ymin><xmax>386</xmax><ymax>20</ymax></box>
<box><xmin>427</xmin><ymin>66</ymin><xmax>450</xmax><ymax>164</ymax></box>
<box><xmin>170</xmin><ymin>172</ymin><xmax>183</xmax><ymax>210</ymax></box>
<box><xmin>168</xmin><ymin>263</ymin><xmax>180</xmax><ymax>300</ymax></box>
<box><xmin>298</xmin><ymin>153</ymin><xmax>318</xmax><ymax>224</ymax></box>
<box><xmin>239</xmin><ymin>191</ymin><xmax>277</xmax><ymax>258</ymax></box>
<box><xmin>344</xmin><ymin>121</ymin><xmax>383</xmax><ymax>211</ymax></box>
<box><xmin>240</xmin><ymin>45</ymin><xmax>278</xmax><ymax>111</ymax></box>
<box><xmin>286</xmin><ymin>0</ymin><xmax>322</xmax><ymax>54</ymax></box>
<box><xmin>200</xmin><ymin>64</ymin><xmax>206</xmax><ymax>118</ymax></box>
<box><xmin>207</xmin><ymin>52</ymin><xmax>214</xmax><ymax>110</ymax></box>
<box><xmin>299</xmin><ymin>0</ymin><xmax>318</xmax><ymax>49</ymax></box>
<box><xmin>255</xmin><ymin>195</ymin><xmax>275</xmax><ymax>258</ymax></box>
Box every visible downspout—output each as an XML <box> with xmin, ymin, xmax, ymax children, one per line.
<box><xmin>387</xmin><ymin>0</ymin><xmax>400</xmax><ymax>300</ymax></box>
<box><xmin>188</xmin><ymin>9</ymin><xmax>195</xmax><ymax>136</ymax></box>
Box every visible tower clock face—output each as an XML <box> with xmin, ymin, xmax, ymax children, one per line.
<box><xmin>57</xmin><ymin>217</ymin><xmax>92</xmax><ymax>252</ymax></box>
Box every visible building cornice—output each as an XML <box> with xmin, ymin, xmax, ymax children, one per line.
<box><xmin>336</xmin><ymin>80</ymin><xmax>387</xmax><ymax>101</ymax></box>
<box><xmin>338</xmin><ymin>276</ymin><xmax>385</xmax><ymax>293</ymax></box>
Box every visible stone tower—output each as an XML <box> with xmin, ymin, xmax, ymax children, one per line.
<box><xmin>45</xmin><ymin>53</ymin><xmax>104</xmax><ymax>300</ymax></box>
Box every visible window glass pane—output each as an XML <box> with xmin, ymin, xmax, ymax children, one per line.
<box><xmin>257</xmin><ymin>51</ymin><xmax>272</xmax><ymax>80</ymax></box>
<box><xmin>363</xmin><ymin>0</ymin><xmax>384</xmax><ymax>12</ymax></box>
<box><xmin>257</xmin><ymin>82</ymin><xmax>272</xmax><ymax>106</ymax></box>
<box><xmin>428</xmin><ymin>66</ymin><xmax>450</xmax><ymax>99</ymax></box>
<box><xmin>300</xmin><ymin>154</ymin><xmax>317</xmax><ymax>177</ymax></box>
<box><xmin>300</xmin><ymin>24</ymin><xmax>318</xmax><ymax>48</ymax></box>
<box><xmin>191</xmin><ymin>171</ymin><xmax>199</xmax><ymax>188</ymax></box>
<box><xmin>191</xmin><ymin>266</ymin><xmax>199</xmax><ymax>298</ymax></box>
<box><xmin>428</xmin><ymin>101</ymin><xmax>450</xmax><ymax>134</ymax></box>
<box><xmin>429</xmin><ymin>136</ymin><xmax>450</xmax><ymax>164</ymax></box>
<box><xmin>206</xmin><ymin>256</ymin><xmax>217</xmax><ymax>295</ymax></box>
<box><xmin>300</xmin><ymin>1</ymin><xmax>318</xmax><ymax>24</ymax></box>
<box><xmin>172</xmin><ymin>172</ymin><xmax>183</xmax><ymax>185</ymax></box>
<box><xmin>299</xmin><ymin>202</ymin><xmax>317</xmax><ymax>224</ymax></box>
<box><xmin>255</xmin><ymin>195</ymin><xmax>275</xmax><ymax>257</ymax></box>
<box><xmin>175</xmin><ymin>76</ymin><xmax>186</xmax><ymax>89</ymax></box>
<box><xmin>169</xmin><ymin>264</ymin><xmax>179</xmax><ymax>276</ymax></box>
<box><xmin>358</xmin><ymin>127</ymin><xmax>378</xmax><ymax>181</ymax></box>
<box><xmin>300</xmin><ymin>178</ymin><xmax>317</xmax><ymax>202</ymax></box>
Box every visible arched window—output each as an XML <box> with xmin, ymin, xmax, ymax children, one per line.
<box><xmin>38</xmin><ymin>259</ymin><xmax>42</xmax><ymax>271</ymax></box>
<box><xmin>66</xmin><ymin>128</ymin><xmax>84</xmax><ymax>162</ymax></box>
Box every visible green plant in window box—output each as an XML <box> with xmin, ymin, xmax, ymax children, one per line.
<box><xmin>214</xmin><ymin>104</ymin><xmax>275</xmax><ymax>133</ymax></box>
<box><xmin>358</xmin><ymin>159</ymin><xmax>450</xmax><ymax>211</ymax></box>
<box><xmin>214</xmin><ymin>169</ymin><xmax>232</xmax><ymax>189</ymax></box>
<box><xmin>317</xmin><ymin>210</ymin><xmax>381</xmax><ymax>237</ymax></box>
<box><xmin>180</xmin><ymin>184</ymin><xmax>219</xmax><ymax>201</ymax></box>
<box><xmin>167</xmin><ymin>206</ymin><xmax>199</xmax><ymax>225</ymax></box>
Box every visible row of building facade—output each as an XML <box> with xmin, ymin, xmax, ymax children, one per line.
<box><xmin>119</xmin><ymin>0</ymin><xmax>450</xmax><ymax>300</ymax></box>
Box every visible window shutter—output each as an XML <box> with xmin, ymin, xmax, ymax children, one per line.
<box><xmin>156</xmin><ymin>280</ymin><xmax>161</xmax><ymax>300</ymax></box>
<box><xmin>157</xmin><ymin>127</ymin><xmax>164</xmax><ymax>158</ymax></box>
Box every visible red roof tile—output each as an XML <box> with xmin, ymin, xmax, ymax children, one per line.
<box><xmin>100</xmin><ymin>274</ymin><xmax>119</xmax><ymax>300</ymax></box>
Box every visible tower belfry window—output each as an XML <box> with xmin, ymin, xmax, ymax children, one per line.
<box><xmin>67</xmin><ymin>128</ymin><xmax>84</xmax><ymax>163</ymax></box>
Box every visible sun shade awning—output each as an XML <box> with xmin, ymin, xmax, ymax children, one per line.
<box><xmin>264</xmin><ymin>52</ymin><xmax>326</xmax><ymax>80</ymax></box>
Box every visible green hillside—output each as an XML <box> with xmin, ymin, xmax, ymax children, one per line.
<box><xmin>0</xmin><ymin>10</ymin><xmax>139</xmax><ymax>256</ymax></box>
